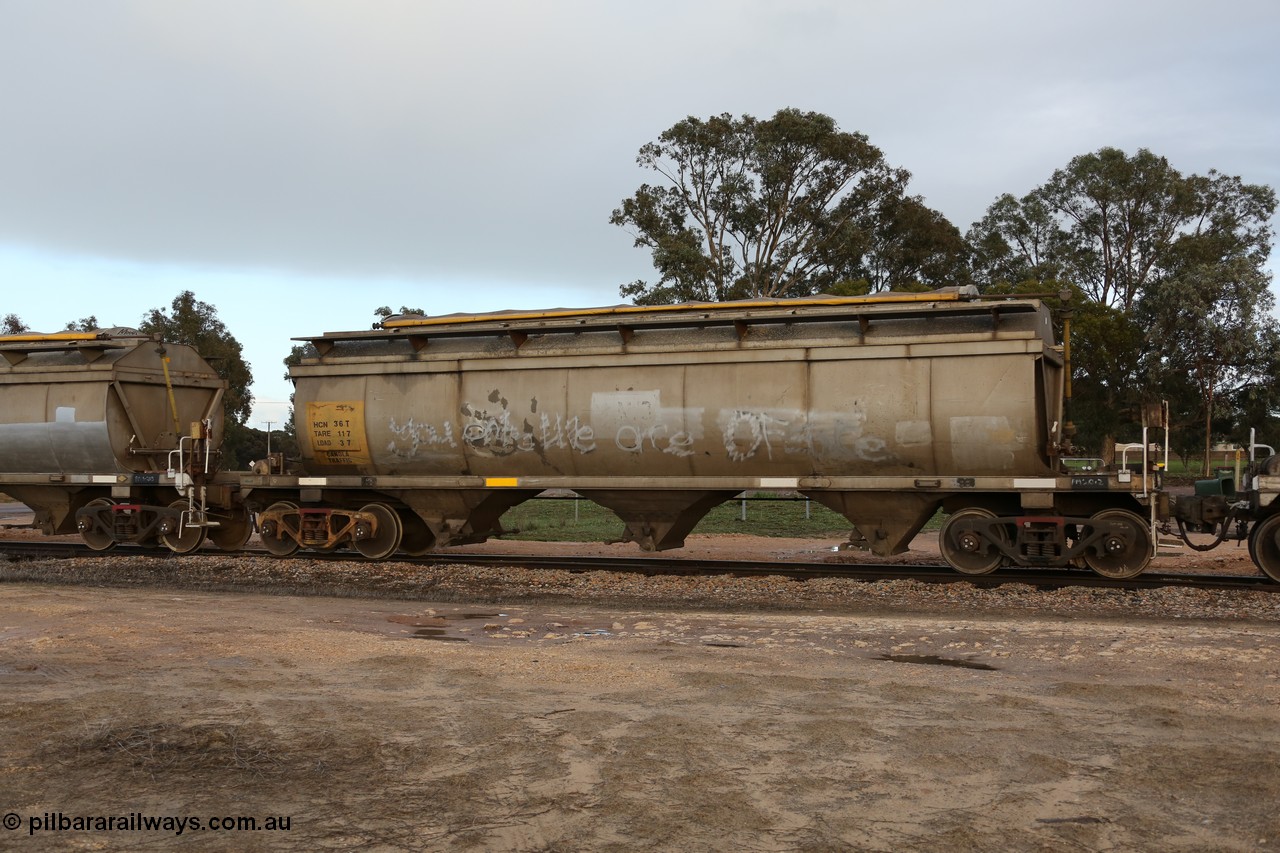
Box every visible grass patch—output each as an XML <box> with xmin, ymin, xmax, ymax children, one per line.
<box><xmin>497</xmin><ymin>495</ymin><xmax>943</xmax><ymax>542</ymax></box>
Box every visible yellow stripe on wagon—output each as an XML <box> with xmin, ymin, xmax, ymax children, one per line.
<box><xmin>485</xmin><ymin>477</ymin><xmax>520</xmax><ymax>488</ymax></box>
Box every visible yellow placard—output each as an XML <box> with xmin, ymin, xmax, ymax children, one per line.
<box><xmin>306</xmin><ymin>402</ymin><xmax>370</xmax><ymax>467</ymax></box>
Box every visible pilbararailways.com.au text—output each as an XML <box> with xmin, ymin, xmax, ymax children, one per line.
<box><xmin>5</xmin><ymin>811</ymin><xmax>292</xmax><ymax>836</ymax></box>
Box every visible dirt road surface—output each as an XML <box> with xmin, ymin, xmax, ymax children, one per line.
<box><xmin>1</xmin><ymin>576</ymin><xmax>1278</xmax><ymax>852</ymax></box>
<box><xmin>2</xmin><ymin>497</ymin><xmax>1279</xmax><ymax>851</ymax></box>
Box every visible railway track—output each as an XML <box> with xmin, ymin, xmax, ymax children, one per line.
<box><xmin>1</xmin><ymin>539</ymin><xmax>1275</xmax><ymax>594</ymax></box>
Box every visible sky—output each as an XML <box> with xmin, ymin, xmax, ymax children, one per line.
<box><xmin>2</xmin><ymin>0</ymin><xmax>1277</xmax><ymax>430</ymax></box>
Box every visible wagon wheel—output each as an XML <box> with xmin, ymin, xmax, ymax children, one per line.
<box><xmin>160</xmin><ymin>500</ymin><xmax>207</xmax><ymax>555</ymax></box>
<box><xmin>260</xmin><ymin>501</ymin><xmax>301</xmax><ymax>557</ymax></box>
<box><xmin>79</xmin><ymin>498</ymin><xmax>117</xmax><ymax>552</ymax></box>
<box><xmin>397</xmin><ymin>511</ymin><xmax>436</xmax><ymax>556</ymax></box>
<box><xmin>354</xmin><ymin>503</ymin><xmax>403</xmax><ymax>560</ymax></box>
<box><xmin>1248</xmin><ymin>515</ymin><xmax>1280</xmax><ymax>583</ymax></box>
<box><xmin>208</xmin><ymin>508</ymin><xmax>254</xmax><ymax>551</ymax></box>
<box><xmin>1083</xmin><ymin>509</ymin><xmax>1152</xmax><ymax>579</ymax></box>
<box><xmin>939</xmin><ymin>508</ymin><xmax>1007</xmax><ymax>575</ymax></box>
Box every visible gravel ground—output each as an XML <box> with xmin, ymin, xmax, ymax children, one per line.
<box><xmin>1</xmin><ymin>547</ymin><xmax>1278</xmax><ymax>624</ymax></box>
<box><xmin>3</xmin><ymin>506</ymin><xmax>1280</xmax><ymax>851</ymax></box>
<box><xmin>2</xmin><ymin>499</ymin><xmax>1277</xmax><ymax>623</ymax></box>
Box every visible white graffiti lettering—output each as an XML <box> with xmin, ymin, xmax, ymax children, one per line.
<box><xmin>721</xmin><ymin>410</ymin><xmax>789</xmax><ymax>462</ymax></box>
<box><xmin>613</xmin><ymin>423</ymin><xmax>697</xmax><ymax>457</ymax></box>
<box><xmin>540</xmin><ymin>412</ymin><xmax>597</xmax><ymax>454</ymax></box>
<box><xmin>664</xmin><ymin>429</ymin><xmax>697</xmax><ymax>457</ymax></box>
<box><xmin>386</xmin><ymin>417</ymin><xmax>457</xmax><ymax>458</ymax></box>
<box><xmin>384</xmin><ymin>395</ymin><xmax>897</xmax><ymax>465</ymax></box>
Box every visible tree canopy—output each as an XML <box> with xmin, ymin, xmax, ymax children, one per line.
<box><xmin>969</xmin><ymin>148</ymin><xmax>1276</xmax><ymax>310</ymax></box>
<box><xmin>611</xmin><ymin>109</ymin><xmax>969</xmax><ymax>304</ymax></box>
<box><xmin>64</xmin><ymin>316</ymin><xmax>100</xmax><ymax>332</ymax></box>
<box><xmin>967</xmin><ymin>147</ymin><xmax>1277</xmax><ymax>464</ymax></box>
<box><xmin>375</xmin><ymin>305</ymin><xmax>425</xmax><ymax>319</ymax></box>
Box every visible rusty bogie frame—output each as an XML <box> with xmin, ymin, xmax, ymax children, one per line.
<box><xmin>257</xmin><ymin>503</ymin><xmax>400</xmax><ymax>556</ymax></box>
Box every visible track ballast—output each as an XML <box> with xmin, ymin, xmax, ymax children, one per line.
<box><xmin>0</xmin><ymin>539</ymin><xmax>1274</xmax><ymax>595</ymax></box>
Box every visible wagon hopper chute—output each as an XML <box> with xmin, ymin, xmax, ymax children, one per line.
<box><xmin>0</xmin><ymin>329</ymin><xmax>249</xmax><ymax>552</ymax></box>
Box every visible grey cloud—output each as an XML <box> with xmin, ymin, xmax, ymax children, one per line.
<box><xmin>0</xmin><ymin>0</ymin><xmax>1276</xmax><ymax>290</ymax></box>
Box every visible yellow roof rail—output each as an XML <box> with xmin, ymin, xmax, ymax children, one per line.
<box><xmin>0</xmin><ymin>331</ymin><xmax>103</xmax><ymax>344</ymax></box>
<box><xmin>381</xmin><ymin>291</ymin><xmax>963</xmax><ymax>330</ymax></box>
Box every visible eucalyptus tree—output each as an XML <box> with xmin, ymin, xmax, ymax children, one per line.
<box><xmin>1040</xmin><ymin>148</ymin><xmax>1274</xmax><ymax>312</ymax></box>
<box><xmin>612</xmin><ymin>109</ymin><xmax>966</xmax><ymax>304</ymax></box>
<box><xmin>967</xmin><ymin>192</ymin><xmax>1071</xmax><ymax>288</ymax></box>
<box><xmin>63</xmin><ymin>316</ymin><xmax>100</xmax><ymax>332</ymax></box>
<box><xmin>970</xmin><ymin>147</ymin><xmax>1277</xmax><ymax>459</ymax></box>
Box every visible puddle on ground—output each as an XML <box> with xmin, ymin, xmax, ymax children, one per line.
<box><xmin>383</xmin><ymin>608</ymin><xmax>625</xmax><ymax>645</ymax></box>
<box><xmin>386</xmin><ymin>611</ymin><xmax>502</xmax><ymax>642</ymax></box>
<box><xmin>875</xmin><ymin>654</ymin><xmax>999</xmax><ymax>671</ymax></box>
<box><xmin>384</xmin><ymin>609</ymin><xmax>510</xmax><ymax>643</ymax></box>
<box><xmin>410</xmin><ymin>628</ymin><xmax>469</xmax><ymax>643</ymax></box>
<box><xmin>387</xmin><ymin>612</ymin><xmax>500</xmax><ymax>628</ymax></box>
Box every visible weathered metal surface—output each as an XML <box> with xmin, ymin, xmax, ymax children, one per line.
<box><xmin>291</xmin><ymin>297</ymin><xmax>1063</xmax><ymax>484</ymax></box>
<box><xmin>0</xmin><ymin>335</ymin><xmax>225</xmax><ymax>475</ymax></box>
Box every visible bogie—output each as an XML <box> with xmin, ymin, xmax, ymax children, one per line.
<box><xmin>937</xmin><ymin>506</ymin><xmax>1155</xmax><ymax>579</ymax></box>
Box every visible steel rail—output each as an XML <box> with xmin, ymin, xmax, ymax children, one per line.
<box><xmin>1</xmin><ymin>539</ymin><xmax>1274</xmax><ymax>594</ymax></box>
